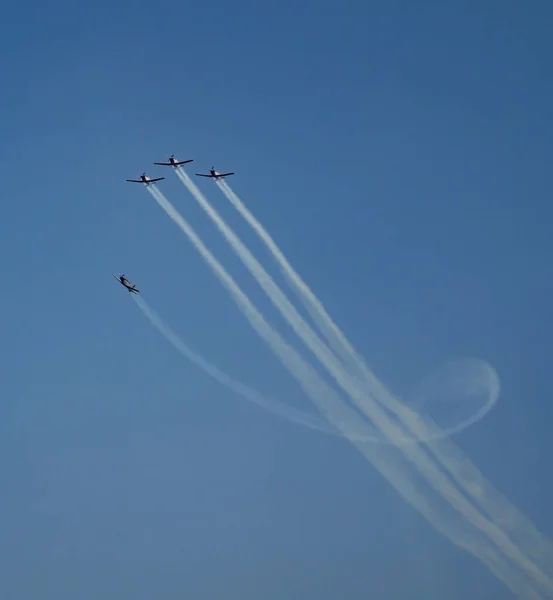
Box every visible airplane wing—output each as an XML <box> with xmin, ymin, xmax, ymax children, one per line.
<box><xmin>195</xmin><ymin>172</ymin><xmax>235</xmax><ymax>178</ymax></box>
<box><xmin>154</xmin><ymin>160</ymin><xmax>193</xmax><ymax>166</ymax></box>
<box><xmin>148</xmin><ymin>177</ymin><xmax>165</xmax><ymax>182</ymax></box>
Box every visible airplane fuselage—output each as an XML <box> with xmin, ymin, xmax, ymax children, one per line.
<box><xmin>114</xmin><ymin>274</ymin><xmax>139</xmax><ymax>293</ymax></box>
<box><xmin>141</xmin><ymin>174</ymin><xmax>160</xmax><ymax>185</ymax></box>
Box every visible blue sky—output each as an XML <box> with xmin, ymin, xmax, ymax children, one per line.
<box><xmin>1</xmin><ymin>1</ymin><xmax>552</xmax><ymax>598</ymax></box>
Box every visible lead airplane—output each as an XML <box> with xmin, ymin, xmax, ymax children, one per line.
<box><xmin>195</xmin><ymin>167</ymin><xmax>234</xmax><ymax>180</ymax></box>
<box><xmin>126</xmin><ymin>173</ymin><xmax>165</xmax><ymax>185</ymax></box>
<box><xmin>153</xmin><ymin>154</ymin><xmax>193</xmax><ymax>168</ymax></box>
<box><xmin>113</xmin><ymin>274</ymin><xmax>139</xmax><ymax>294</ymax></box>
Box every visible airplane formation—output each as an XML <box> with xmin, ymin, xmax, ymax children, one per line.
<box><xmin>117</xmin><ymin>155</ymin><xmax>234</xmax><ymax>293</ymax></box>
<box><xmin>126</xmin><ymin>156</ymin><xmax>234</xmax><ymax>187</ymax></box>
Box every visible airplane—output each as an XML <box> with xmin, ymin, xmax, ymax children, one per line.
<box><xmin>153</xmin><ymin>154</ymin><xmax>193</xmax><ymax>168</ymax></box>
<box><xmin>195</xmin><ymin>167</ymin><xmax>235</xmax><ymax>180</ymax></box>
<box><xmin>126</xmin><ymin>173</ymin><xmax>165</xmax><ymax>185</ymax></box>
<box><xmin>113</xmin><ymin>274</ymin><xmax>140</xmax><ymax>294</ymax></box>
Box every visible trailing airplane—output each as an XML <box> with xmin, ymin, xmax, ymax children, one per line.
<box><xmin>126</xmin><ymin>173</ymin><xmax>165</xmax><ymax>185</ymax></box>
<box><xmin>153</xmin><ymin>154</ymin><xmax>193</xmax><ymax>167</ymax></box>
<box><xmin>195</xmin><ymin>167</ymin><xmax>234</xmax><ymax>180</ymax></box>
<box><xmin>113</xmin><ymin>274</ymin><xmax>139</xmax><ymax>294</ymax></box>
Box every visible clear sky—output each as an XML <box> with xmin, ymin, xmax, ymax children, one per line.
<box><xmin>1</xmin><ymin>1</ymin><xmax>552</xmax><ymax>598</ymax></box>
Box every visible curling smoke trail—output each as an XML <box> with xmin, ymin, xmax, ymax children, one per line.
<box><xmin>213</xmin><ymin>179</ymin><xmax>553</xmax><ymax>583</ymax></box>
<box><xmin>133</xmin><ymin>301</ymin><xmax>535</xmax><ymax>599</ymax></box>
<box><xmin>144</xmin><ymin>183</ymin><xmax>552</xmax><ymax>597</ymax></box>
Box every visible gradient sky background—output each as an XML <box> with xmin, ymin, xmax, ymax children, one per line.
<box><xmin>1</xmin><ymin>1</ymin><xmax>552</xmax><ymax>598</ymax></box>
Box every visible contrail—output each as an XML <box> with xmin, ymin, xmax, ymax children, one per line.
<box><xmin>177</xmin><ymin>174</ymin><xmax>553</xmax><ymax>594</ymax></box>
<box><xmin>144</xmin><ymin>183</ymin><xmax>552</xmax><ymax>597</ymax></box>
<box><xmin>212</xmin><ymin>178</ymin><xmax>553</xmax><ymax>584</ymax></box>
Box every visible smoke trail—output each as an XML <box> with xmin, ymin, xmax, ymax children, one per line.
<box><xmin>172</xmin><ymin>170</ymin><xmax>553</xmax><ymax>589</ymax></box>
<box><xmin>214</xmin><ymin>180</ymin><xmax>553</xmax><ymax>580</ymax></box>
<box><xmin>143</xmin><ymin>183</ymin><xmax>551</xmax><ymax>597</ymax></box>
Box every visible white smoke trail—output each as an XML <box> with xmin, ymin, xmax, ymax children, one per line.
<box><xmin>213</xmin><ymin>179</ymin><xmax>553</xmax><ymax>582</ymax></box>
<box><xmin>131</xmin><ymin>300</ymin><xmax>536</xmax><ymax>599</ymax></box>
<box><xmin>144</xmin><ymin>183</ymin><xmax>551</xmax><ymax>597</ymax></box>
